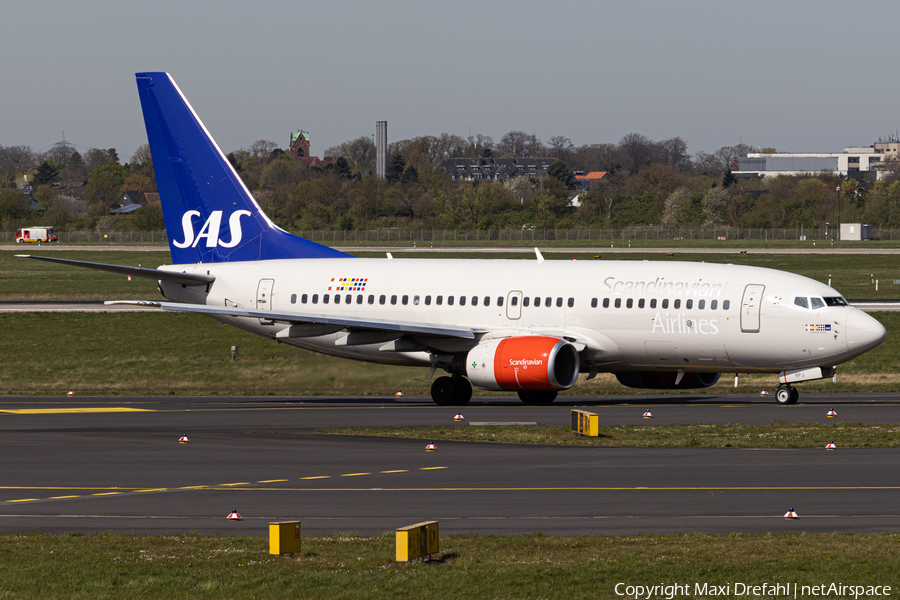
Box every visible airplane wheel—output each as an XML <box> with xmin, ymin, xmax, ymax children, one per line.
<box><xmin>431</xmin><ymin>377</ymin><xmax>458</xmax><ymax>406</ymax></box>
<box><xmin>453</xmin><ymin>377</ymin><xmax>472</xmax><ymax>406</ymax></box>
<box><xmin>775</xmin><ymin>386</ymin><xmax>793</xmax><ymax>405</ymax></box>
<box><xmin>789</xmin><ymin>387</ymin><xmax>800</xmax><ymax>404</ymax></box>
<box><xmin>517</xmin><ymin>390</ymin><xmax>558</xmax><ymax>405</ymax></box>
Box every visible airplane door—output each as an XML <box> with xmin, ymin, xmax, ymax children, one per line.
<box><xmin>257</xmin><ymin>278</ymin><xmax>275</xmax><ymax>325</ymax></box>
<box><xmin>506</xmin><ymin>291</ymin><xmax>523</xmax><ymax>320</ymax></box>
<box><xmin>740</xmin><ymin>284</ymin><xmax>765</xmax><ymax>332</ymax></box>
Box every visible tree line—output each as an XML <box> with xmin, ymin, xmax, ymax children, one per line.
<box><xmin>4</xmin><ymin>131</ymin><xmax>900</xmax><ymax>235</ymax></box>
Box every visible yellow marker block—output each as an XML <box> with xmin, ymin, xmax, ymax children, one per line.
<box><xmin>269</xmin><ymin>521</ymin><xmax>301</xmax><ymax>555</ymax></box>
<box><xmin>395</xmin><ymin>521</ymin><xmax>438</xmax><ymax>562</ymax></box>
<box><xmin>571</xmin><ymin>409</ymin><xmax>599</xmax><ymax>436</ymax></box>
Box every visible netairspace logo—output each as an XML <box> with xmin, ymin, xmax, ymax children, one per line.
<box><xmin>614</xmin><ymin>582</ymin><xmax>891</xmax><ymax>599</ymax></box>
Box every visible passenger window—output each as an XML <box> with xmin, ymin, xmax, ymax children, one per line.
<box><xmin>567</xmin><ymin>298</ymin><xmax>574</xmax><ymax>308</ymax></box>
<box><xmin>710</xmin><ymin>299</ymin><xmax>717</xmax><ymax>310</ymax></box>
<box><xmin>545</xmin><ymin>297</ymin><xmax>551</xmax><ymax>307</ymax></box>
<box><xmin>698</xmin><ymin>299</ymin><xmax>705</xmax><ymax>310</ymax></box>
<box><xmin>346</xmin><ymin>294</ymin><xmax>352</xmax><ymax>304</ymax></box>
<box><xmin>402</xmin><ymin>295</ymin><xmax>408</xmax><ymax>305</ymax></box>
<box><xmin>379</xmin><ymin>295</ymin><xmax>386</xmax><ymax>305</ymax></box>
<box><xmin>437</xmin><ymin>295</ymin><xmax>443</xmax><ymax>305</ymax></box>
<box><xmin>626</xmin><ymin>298</ymin><xmax>633</xmax><ymax>309</ymax></box>
<box><xmin>291</xmin><ymin>293</ymin><xmax>297</xmax><ymax>304</ymax></box>
<box><xmin>468</xmin><ymin>296</ymin><xmax>475</xmax><ymax>306</ymax></box>
<box><xmin>391</xmin><ymin>295</ymin><xmax>397</xmax><ymax>305</ymax></box>
<box><xmin>674</xmin><ymin>299</ymin><xmax>681</xmax><ymax>309</ymax></box>
<box><xmin>650</xmin><ymin>299</ymin><xmax>656</xmax><ymax>309</ymax></box>
<box><xmin>811</xmin><ymin>297</ymin><xmax>825</xmax><ymax>309</ymax></box>
<box><xmin>534</xmin><ymin>297</ymin><xmax>541</xmax><ymax>307</ymax></box>
<box><xmin>425</xmin><ymin>295</ymin><xmax>432</xmax><ymax>306</ymax></box>
<box><xmin>323</xmin><ymin>294</ymin><xmax>330</xmax><ymax>304</ymax></box>
<box><xmin>334</xmin><ymin>294</ymin><xmax>341</xmax><ymax>304</ymax></box>
<box><xmin>312</xmin><ymin>294</ymin><xmax>319</xmax><ymax>304</ymax></box>
<box><xmin>497</xmin><ymin>297</ymin><xmax>504</xmax><ymax>307</ymax></box>
<box><xmin>413</xmin><ymin>295</ymin><xmax>420</xmax><ymax>305</ymax></box>
<box><xmin>615</xmin><ymin>298</ymin><xmax>621</xmax><ymax>308</ymax></box>
<box><xmin>460</xmin><ymin>296</ymin><xmax>467</xmax><ymax>306</ymax></box>
<box><xmin>556</xmin><ymin>297</ymin><xmax>563</xmax><ymax>307</ymax></box>
<box><xmin>448</xmin><ymin>296</ymin><xmax>455</xmax><ymax>306</ymax></box>
<box><xmin>794</xmin><ymin>297</ymin><xmax>809</xmax><ymax>309</ymax></box>
<box><xmin>523</xmin><ymin>297</ymin><xmax>530</xmax><ymax>307</ymax></box>
<box><xmin>686</xmin><ymin>299</ymin><xmax>693</xmax><ymax>309</ymax></box>
<box><xmin>356</xmin><ymin>295</ymin><xmax>362</xmax><ymax>304</ymax></box>
<box><xmin>510</xmin><ymin>297</ymin><xmax>517</xmax><ymax>306</ymax></box>
<box><xmin>723</xmin><ymin>300</ymin><xmax>730</xmax><ymax>310</ymax></box>
<box><xmin>301</xmin><ymin>293</ymin><xmax>308</xmax><ymax>304</ymax></box>
<box><xmin>662</xmin><ymin>299</ymin><xmax>669</xmax><ymax>309</ymax></box>
<box><xmin>638</xmin><ymin>298</ymin><xmax>645</xmax><ymax>309</ymax></box>
<box><xmin>484</xmin><ymin>296</ymin><xmax>490</xmax><ymax>307</ymax></box>
<box><xmin>602</xmin><ymin>298</ymin><xmax>609</xmax><ymax>308</ymax></box>
<box><xmin>591</xmin><ymin>298</ymin><xmax>598</xmax><ymax>308</ymax></box>
<box><xmin>368</xmin><ymin>294</ymin><xmax>374</xmax><ymax>304</ymax></box>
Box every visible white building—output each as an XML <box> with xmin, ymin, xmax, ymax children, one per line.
<box><xmin>735</xmin><ymin>146</ymin><xmax>886</xmax><ymax>180</ymax></box>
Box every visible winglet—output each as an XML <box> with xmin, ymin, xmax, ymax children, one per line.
<box><xmin>534</xmin><ymin>248</ymin><xmax>545</xmax><ymax>263</ymax></box>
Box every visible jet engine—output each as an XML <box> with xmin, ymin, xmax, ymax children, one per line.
<box><xmin>465</xmin><ymin>336</ymin><xmax>580</xmax><ymax>392</ymax></box>
<box><xmin>615</xmin><ymin>371</ymin><xmax>721</xmax><ymax>389</ymax></box>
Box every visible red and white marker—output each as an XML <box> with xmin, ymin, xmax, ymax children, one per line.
<box><xmin>826</xmin><ymin>409</ymin><xmax>837</xmax><ymax>418</ymax></box>
<box><xmin>643</xmin><ymin>410</ymin><xmax>653</xmax><ymax>419</ymax></box>
<box><xmin>178</xmin><ymin>434</ymin><xmax>190</xmax><ymax>444</ymax></box>
<box><xmin>425</xmin><ymin>442</ymin><xmax>436</xmax><ymax>452</ymax></box>
<box><xmin>784</xmin><ymin>508</ymin><xmax>799</xmax><ymax>520</ymax></box>
<box><xmin>759</xmin><ymin>389</ymin><xmax>769</xmax><ymax>397</ymax></box>
<box><xmin>395</xmin><ymin>390</ymin><xmax>404</xmax><ymax>397</ymax></box>
<box><xmin>227</xmin><ymin>509</ymin><xmax>242</xmax><ymax>521</ymax></box>
<box><xmin>826</xmin><ymin>440</ymin><xmax>836</xmax><ymax>450</ymax></box>
<box><xmin>454</xmin><ymin>412</ymin><xmax>464</xmax><ymax>422</ymax></box>
<box><xmin>67</xmin><ymin>390</ymin><xmax>74</xmax><ymax>397</ymax></box>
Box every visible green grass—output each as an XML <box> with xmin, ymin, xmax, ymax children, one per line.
<box><xmin>0</xmin><ymin>532</ymin><xmax>895</xmax><ymax>599</ymax></box>
<box><xmin>0</xmin><ymin>311</ymin><xmax>898</xmax><ymax>395</ymax></box>
<box><xmin>320</xmin><ymin>421</ymin><xmax>900</xmax><ymax>448</ymax></box>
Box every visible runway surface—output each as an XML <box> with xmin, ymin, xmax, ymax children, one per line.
<box><xmin>0</xmin><ymin>392</ymin><xmax>898</xmax><ymax>537</ymax></box>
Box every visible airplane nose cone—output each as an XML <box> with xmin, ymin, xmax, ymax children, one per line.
<box><xmin>846</xmin><ymin>310</ymin><xmax>887</xmax><ymax>357</ymax></box>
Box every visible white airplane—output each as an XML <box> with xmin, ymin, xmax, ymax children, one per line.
<box><xmin>18</xmin><ymin>72</ymin><xmax>887</xmax><ymax>406</ymax></box>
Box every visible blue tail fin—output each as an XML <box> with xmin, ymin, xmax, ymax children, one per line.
<box><xmin>135</xmin><ymin>72</ymin><xmax>350</xmax><ymax>263</ymax></box>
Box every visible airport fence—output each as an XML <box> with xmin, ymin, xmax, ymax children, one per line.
<box><xmin>3</xmin><ymin>226</ymin><xmax>899</xmax><ymax>245</ymax></box>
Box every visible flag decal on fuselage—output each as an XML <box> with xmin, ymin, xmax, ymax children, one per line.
<box><xmin>329</xmin><ymin>277</ymin><xmax>369</xmax><ymax>292</ymax></box>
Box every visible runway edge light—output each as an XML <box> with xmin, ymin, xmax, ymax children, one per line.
<box><xmin>643</xmin><ymin>410</ymin><xmax>653</xmax><ymax>419</ymax></box>
<box><xmin>67</xmin><ymin>389</ymin><xmax>74</xmax><ymax>397</ymax></box>
<box><xmin>395</xmin><ymin>390</ymin><xmax>404</xmax><ymax>397</ymax></box>
<box><xmin>784</xmin><ymin>508</ymin><xmax>799</xmax><ymax>520</ymax></box>
<box><xmin>227</xmin><ymin>509</ymin><xmax>242</xmax><ymax>521</ymax></box>
<box><xmin>760</xmin><ymin>389</ymin><xmax>769</xmax><ymax>397</ymax></box>
<box><xmin>826</xmin><ymin>441</ymin><xmax>837</xmax><ymax>450</ymax></box>
<box><xmin>425</xmin><ymin>442</ymin><xmax>436</xmax><ymax>452</ymax></box>
<box><xmin>454</xmin><ymin>412</ymin><xmax>464</xmax><ymax>421</ymax></box>
<box><xmin>178</xmin><ymin>434</ymin><xmax>190</xmax><ymax>444</ymax></box>
<box><xmin>827</xmin><ymin>409</ymin><xmax>837</xmax><ymax>417</ymax></box>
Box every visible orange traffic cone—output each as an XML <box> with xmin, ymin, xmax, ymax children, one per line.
<box><xmin>643</xmin><ymin>410</ymin><xmax>653</xmax><ymax>419</ymax></box>
<box><xmin>826</xmin><ymin>409</ymin><xmax>837</xmax><ymax>417</ymax></box>
<box><xmin>227</xmin><ymin>509</ymin><xmax>242</xmax><ymax>521</ymax></box>
<box><xmin>67</xmin><ymin>389</ymin><xmax>74</xmax><ymax>397</ymax></box>
<box><xmin>454</xmin><ymin>412</ymin><xmax>464</xmax><ymax>421</ymax></box>
<box><xmin>178</xmin><ymin>435</ymin><xmax>190</xmax><ymax>444</ymax></box>
<box><xmin>425</xmin><ymin>442</ymin><xmax>436</xmax><ymax>452</ymax></box>
<box><xmin>784</xmin><ymin>508</ymin><xmax>799</xmax><ymax>520</ymax></box>
<box><xmin>826</xmin><ymin>440</ymin><xmax>836</xmax><ymax>450</ymax></box>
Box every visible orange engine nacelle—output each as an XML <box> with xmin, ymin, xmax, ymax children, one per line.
<box><xmin>465</xmin><ymin>336</ymin><xmax>580</xmax><ymax>392</ymax></box>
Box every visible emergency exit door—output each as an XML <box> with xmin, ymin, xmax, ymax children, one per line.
<box><xmin>257</xmin><ymin>279</ymin><xmax>275</xmax><ymax>324</ymax></box>
<box><xmin>740</xmin><ymin>284</ymin><xmax>765</xmax><ymax>332</ymax></box>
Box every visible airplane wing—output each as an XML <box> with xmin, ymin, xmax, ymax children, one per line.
<box><xmin>16</xmin><ymin>255</ymin><xmax>215</xmax><ymax>286</ymax></box>
<box><xmin>105</xmin><ymin>300</ymin><xmax>480</xmax><ymax>339</ymax></box>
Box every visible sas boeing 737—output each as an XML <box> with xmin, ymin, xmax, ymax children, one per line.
<box><xmin>18</xmin><ymin>72</ymin><xmax>887</xmax><ymax>406</ymax></box>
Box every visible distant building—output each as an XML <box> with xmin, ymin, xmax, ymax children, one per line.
<box><xmin>289</xmin><ymin>130</ymin><xmax>333</xmax><ymax>168</ymax></box>
<box><xmin>735</xmin><ymin>143</ymin><xmax>892</xmax><ymax>180</ymax></box>
<box><xmin>575</xmin><ymin>171</ymin><xmax>607</xmax><ymax>191</ymax></box>
<box><xmin>436</xmin><ymin>157</ymin><xmax>561</xmax><ymax>182</ymax></box>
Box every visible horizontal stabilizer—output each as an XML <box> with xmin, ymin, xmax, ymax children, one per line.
<box><xmin>16</xmin><ymin>255</ymin><xmax>215</xmax><ymax>286</ymax></box>
<box><xmin>105</xmin><ymin>300</ymin><xmax>478</xmax><ymax>339</ymax></box>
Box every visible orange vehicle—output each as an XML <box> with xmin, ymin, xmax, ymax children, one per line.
<box><xmin>15</xmin><ymin>227</ymin><xmax>58</xmax><ymax>243</ymax></box>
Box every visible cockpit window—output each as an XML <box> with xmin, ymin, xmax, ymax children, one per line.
<box><xmin>824</xmin><ymin>296</ymin><xmax>848</xmax><ymax>307</ymax></box>
<box><xmin>811</xmin><ymin>297</ymin><xmax>825</xmax><ymax>310</ymax></box>
<box><xmin>794</xmin><ymin>297</ymin><xmax>809</xmax><ymax>309</ymax></box>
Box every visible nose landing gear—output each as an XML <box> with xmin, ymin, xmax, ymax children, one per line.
<box><xmin>775</xmin><ymin>385</ymin><xmax>799</xmax><ymax>405</ymax></box>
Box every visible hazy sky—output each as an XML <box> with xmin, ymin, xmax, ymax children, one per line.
<box><xmin>3</xmin><ymin>0</ymin><xmax>898</xmax><ymax>162</ymax></box>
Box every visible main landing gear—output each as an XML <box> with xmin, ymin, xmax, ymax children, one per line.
<box><xmin>431</xmin><ymin>376</ymin><xmax>473</xmax><ymax>406</ymax></box>
<box><xmin>775</xmin><ymin>384</ymin><xmax>799</xmax><ymax>405</ymax></box>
